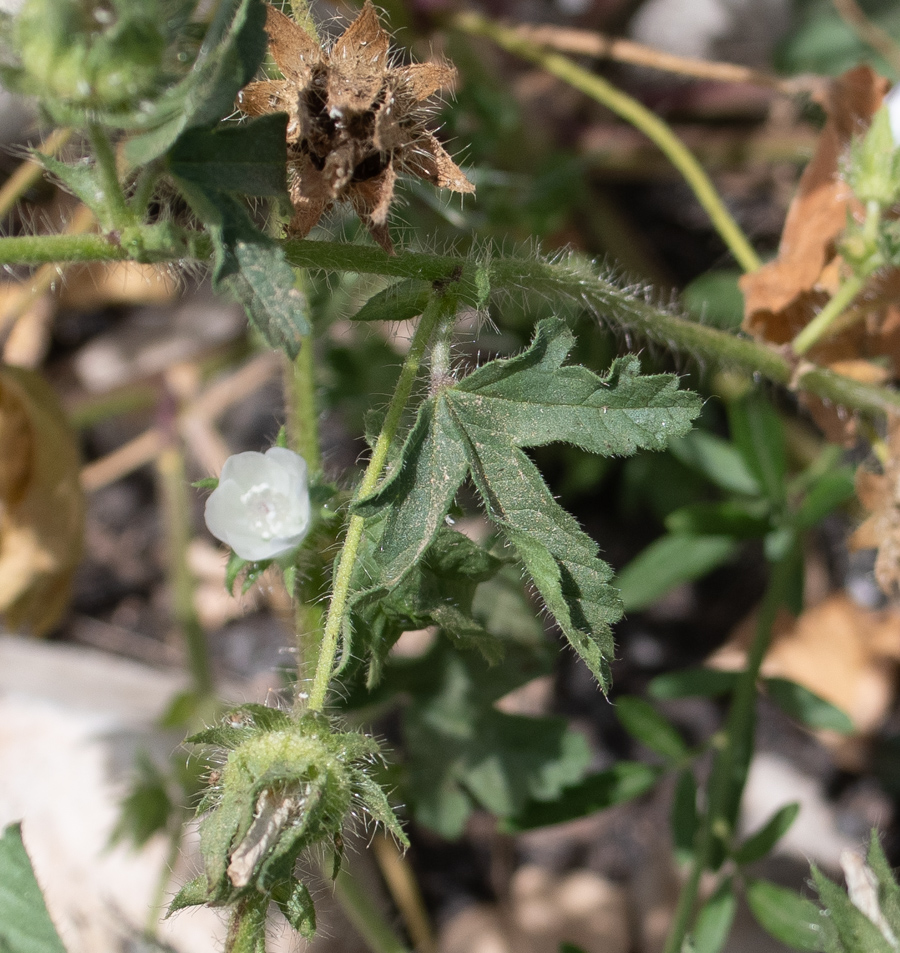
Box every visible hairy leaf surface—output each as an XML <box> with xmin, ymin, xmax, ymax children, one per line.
<box><xmin>355</xmin><ymin>318</ymin><xmax>701</xmax><ymax>688</ymax></box>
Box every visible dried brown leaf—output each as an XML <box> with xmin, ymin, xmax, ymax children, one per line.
<box><xmin>0</xmin><ymin>366</ymin><xmax>84</xmax><ymax>636</ymax></box>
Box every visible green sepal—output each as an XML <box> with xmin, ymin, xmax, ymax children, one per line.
<box><xmin>226</xmin><ymin>896</ymin><xmax>269</xmax><ymax>953</ymax></box>
<box><xmin>272</xmin><ymin>879</ymin><xmax>316</xmax><ymax>939</ymax></box>
<box><xmin>193</xmin><ymin>477</ymin><xmax>220</xmax><ymax>491</ymax></box>
<box><xmin>813</xmin><ymin>864</ymin><xmax>895</xmax><ymax>953</ymax></box>
<box><xmin>167</xmin><ymin>875</ymin><xmax>211</xmax><ymax>915</ymax></box>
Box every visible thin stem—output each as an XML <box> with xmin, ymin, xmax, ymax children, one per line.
<box><xmin>372</xmin><ymin>834</ymin><xmax>438</xmax><ymax>953</ymax></box>
<box><xmin>3</xmin><ymin>230</ymin><xmax>900</xmax><ymax>418</ymax></box>
<box><xmin>156</xmin><ymin>443</ymin><xmax>214</xmax><ymax>696</ymax></box>
<box><xmin>453</xmin><ymin>12</ymin><xmax>761</xmax><ymax>273</ymax></box>
<box><xmin>0</xmin><ymin>127</ymin><xmax>72</xmax><ymax>221</ymax></box>
<box><xmin>333</xmin><ymin>866</ymin><xmax>412</xmax><ymax>953</ymax></box>
<box><xmin>663</xmin><ymin>553</ymin><xmax>794</xmax><ymax>953</ymax></box>
<box><xmin>791</xmin><ymin>271</ymin><xmax>868</xmax><ymax>355</ymax></box>
<box><xmin>285</xmin><ymin>339</ymin><xmax>322</xmax><ymax>475</ymax></box>
<box><xmin>307</xmin><ymin>288</ymin><xmax>458</xmax><ymax>712</ymax></box>
<box><xmin>130</xmin><ymin>163</ymin><xmax>162</xmax><ymax>220</ymax></box>
<box><xmin>87</xmin><ymin>124</ymin><xmax>134</xmax><ymax>230</ymax></box>
<box><xmin>505</xmin><ymin>22</ymin><xmax>800</xmax><ymax>93</ymax></box>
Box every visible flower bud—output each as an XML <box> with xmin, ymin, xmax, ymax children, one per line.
<box><xmin>12</xmin><ymin>0</ymin><xmax>168</xmax><ymax>116</ymax></box>
<box><xmin>204</xmin><ymin>448</ymin><xmax>311</xmax><ymax>562</ymax></box>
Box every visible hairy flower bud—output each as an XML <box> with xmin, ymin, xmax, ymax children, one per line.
<box><xmin>204</xmin><ymin>448</ymin><xmax>311</xmax><ymax>561</ymax></box>
<box><xmin>12</xmin><ymin>0</ymin><xmax>168</xmax><ymax>115</ymax></box>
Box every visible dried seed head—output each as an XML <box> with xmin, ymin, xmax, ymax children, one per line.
<box><xmin>237</xmin><ymin>1</ymin><xmax>474</xmax><ymax>253</ymax></box>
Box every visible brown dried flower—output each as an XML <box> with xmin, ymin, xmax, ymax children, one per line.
<box><xmin>237</xmin><ymin>1</ymin><xmax>474</xmax><ymax>253</ymax></box>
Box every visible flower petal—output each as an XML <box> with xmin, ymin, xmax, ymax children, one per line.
<box><xmin>218</xmin><ymin>451</ymin><xmax>271</xmax><ymax>491</ymax></box>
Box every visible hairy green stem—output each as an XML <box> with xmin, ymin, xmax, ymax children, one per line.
<box><xmin>452</xmin><ymin>12</ymin><xmax>761</xmax><ymax>273</ymax></box>
<box><xmin>286</xmin><ymin>341</ymin><xmax>322</xmax><ymax>475</ymax></box>
<box><xmin>87</xmin><ymin>123</ymin><xmax>134</xmax><ymax>230</ymax></box>
<box><xmin>663</xmin><ymin>552</ymin><xmax>795</xmax><ymax>953</ymax></box>
<box><xmin>306</xmin><ymin>289</ymin><xmax>458</xmax><ymax>711</ymax></box>
<box><xmin>3</xmin><ymin>231</ymin><xmax>900</xmax><ymax>417</ymax></box>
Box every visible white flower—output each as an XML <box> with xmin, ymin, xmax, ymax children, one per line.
<box><xmin>204</xmin><ymin>448</ymin><xmax>311</xmax><ymax>561</ymax></box>
<box><xmin>887</xmin><ymin>84</ymin><xmax>900</xmax><ymax>146</ymax></box>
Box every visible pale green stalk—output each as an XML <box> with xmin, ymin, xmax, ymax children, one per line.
<box><xmin>306</xmin><ymin>288</ymin><xmax>459</xmax><ymax>711</ymax></box>
<box><xmin>452</xmin><ymin>12</ymin><xmax>761</xmax><ymax>273</ymax></box>
<box><xmin>86</xmin><ymin>123</ymin><xmax>135</xmax><ymax>230</ymax></box>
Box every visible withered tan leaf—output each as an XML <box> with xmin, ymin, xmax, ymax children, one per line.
<box><xmin>0</xmin><ymin>366</ymin><xmax>84</xmax><ymax>636</ymax></box>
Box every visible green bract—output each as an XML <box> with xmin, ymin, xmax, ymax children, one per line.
<box><xmin>170</xmin><ymin>705</ymin><xmax>407</xmax><ymax>947</ymax></box>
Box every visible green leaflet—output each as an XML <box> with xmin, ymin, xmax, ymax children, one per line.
<box><xmin>167</xmin><ymin>114</ymin><xmax>289</xmax><ymax>198</ymax></box>
<box><xmin>173</xmin><ymin>183</ymin><xmax>309</xmax><ymax>356</ymax></box>
<box><xmin>0</xmin><ymin>823</ymin><xmax>67</xmax><ymax>953</ymax></box>
<box><xmin>354</xmin><ymin>318</ymin><xmax>701</xmax><ymax>689</ymax></box>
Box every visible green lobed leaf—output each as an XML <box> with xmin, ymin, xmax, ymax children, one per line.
<box><xmin>616</xmin><ymin>696</ymin><xmax>689</xmax><ymax>762</ymax></box>
<box><xmin>124</xmin><ymin>0</ymin><xmax>268</xmax><ymax>164</ymax></box>
<box><xmin>346</xmin><ymin>525</ymin><xmax>507</xmax><ymax>684</ymax></box>
<box><xmin>649</xmin><ymin>668</ymin><xmax>740</xmax><ymax>700</ymax></box>
<box><xmin>746</xmin><ymin>879</ymin><xmax>823</xmax><ymax>951</ymax></box>
<box><xmin>505</xmin><ymin>761</ymin><xmax>660</xmax><ymax>831</ymax></box>
<box><xmin>356</xmin><ymin>319</ymin><xmax>699</xmax><ymax>689</ymax></box>
<box><xmin>732</xmin><ymin>802</ymin><xmax>800</xmax><ymax>866</ymax></box>
<box><xmin>168</xmin><ymin>114</ymin><xmax>289</xmax><ymax>197</ymax></box>
<box><xmin>174</xmin><ymin>182</ymin><xmax>309</xmax><ymax>356</ymax></box>
<box><xmin>0</xmin><ymin>823</ymin><xmax>67</xmax><ymax>953</ymax></box>
<box><xmin>615</xmin><ymin>534</ymin><xmax>739</xmax><ymax>614</ymax></box>
<box><xmin>671</xmin><ymin>769</ymin><xmax>698</xmax><ymax>864</ymax></box>
<box><xmin>812</xmin><ymin>866</ymin><xmax>897</xmax><ymax>953</ymax></box>
<box><xmin>764</xmin><ymin>678</ymin><xmax>854</xmax><ymax>735</ymax></box>
<box><xmin>691</xmin><ymin>877</ymin><xmax>737</xmax><ymax>953</ymax></box>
